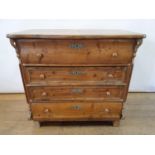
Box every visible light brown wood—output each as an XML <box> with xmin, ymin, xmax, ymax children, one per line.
<box><xmin>27</xmin><ymin>86</ymin><xmax>125</xmax><ymax>102</ymax></box>
<box><xmin>113</xmin><ymin>120</ymin><xmax>120</xmax><ymax>127</ymax></box>
<box><xmin>17</xmin><ymin>39</ymin><xmax>135</xmax><ymax>65</ymax></box>
<box><xmin>0</xmin><ymin>93</ymin><xmax>155</xmax><ymax>134</ymax></box>
<box><xmin>7</xmin><ymin>29</ymin><xmax>145</xmax><ymax>126</ymax></box>
<box><xmin>24</xmin><ymin>66</ymin><xmax>128</xmax><ymax>84</ymax></box>
<box><xmin>7</xmin><ymin>29</ymin><xmax>146</xmax><ymax>39</ymax></box>
<box><xmin>31</xmin><ymin>102</ymin><xmax>122</xmax><ymax>121</ymax></box>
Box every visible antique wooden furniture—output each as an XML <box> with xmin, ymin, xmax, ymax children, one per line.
<box><xmin>7</xmin><ymin>29</ymin><xmax>145</xmax><ymax>126</ymax></box>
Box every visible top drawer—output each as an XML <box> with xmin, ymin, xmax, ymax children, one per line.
<box><xmin>17</xmin><ymin>39</ymin><xmax>136</xmax><ymax>65</ymax></box>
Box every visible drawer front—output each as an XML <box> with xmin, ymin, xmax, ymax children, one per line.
<box><xmin>24</xmin><ymin>66</ymin><xmax>127</xmax><ymax>85</ymax></box>
<box><xmin>18</xmin><ymin>39</ymin><xmax>135</xmax><ymax>65</ymax></box>
<box><xmin>31</xmin><ymin>102</ymin><xmax>122</xmax><ymax>121</ymax></box>
<box><xmin>27</xmin><ymin>86</ymin><xmax>125</xmax><ymax>102</ymax></box>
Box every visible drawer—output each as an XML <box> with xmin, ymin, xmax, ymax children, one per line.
<box><xmin>31</xmin><ymin>102</ymin><xmax>122</xmax><ymax>121</ymax></box>
<box><xmin>24</xmin><ymin>66</ymin><xmax>128</xmax><ymax>85</ymax></box>
<box><xmin>27</xmin><ymin>86</ymin><xmax>125</xmax><ymax>102</ymax></box>
<box><xmin>17</xmin><ymin>39</ymin><xmax>135</xmax><ymax>65</ymax></box>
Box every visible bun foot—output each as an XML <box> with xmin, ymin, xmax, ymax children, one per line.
<box><xmin>113</xmin><ymin>120</ymin><xmax>120</xmax><ymax>127</ymax></box>
<box><xmin>34</xmin><ymin>121</ymin><xmax>41</xmax><ymax>127</ymax></box>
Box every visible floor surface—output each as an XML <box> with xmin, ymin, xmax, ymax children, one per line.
<box><xmin>0</xmin><ymin>93</ymin><xmax>155</xmax><ymax>135</ymax></box>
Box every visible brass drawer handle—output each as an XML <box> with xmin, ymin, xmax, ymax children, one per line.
<box><xmin>69</xmin><ymin>43</ymin><xmax>84</xmax><ymax>49</ymax></box>
<box><xmin>70</xmin><ymin>71</ymin><xmax>85</xmax><ymax>75</ymax></box>
<box><xmin>71</xmin><ymin>105</ymin><xmax>81</xmax><ymax>110</ymax></box>
<box><xmin>71</xmin><ymin>88</ymin><xmax>83</xmax><ymax>93</ymax></box>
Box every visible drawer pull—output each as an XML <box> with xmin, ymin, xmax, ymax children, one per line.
<box><xmin>69</xmin><ymin>43</ymin><xmax>84</xmax><ymax>49</ymax></box>
<box><xmin>44</xmin><ymin>108</ymin><xmax>49</xmax><ymax>113</ymax></box>
<box><xmin>106</xmin><ymin>91</ymin><xmax>111</xmax><ymax>96</ymax></box>
<box><xmin>108</xmin><ymin>74</ymin><xmax>113</xmax><ymax>78</ymax></box>
<box><xmin>42</xmin><ymin>92</ymin><xmax>47</xmax><ymax>96</ymax></box>
<box><xmin>104</xmin><ymin>108</ymin><xmax>110</xmax><ymax>113</ymax></box>
<box><xmin>36</xmin><ymin>53</ymin><xmax>43</xmax><ymax>58</ymax></box>
<box><xmin>70</xmin><ymin>71</ymin><xmax>85</xmax><ymax>75</ymax></box>
<box><xmin>71</xmin><ymin>105</ymin><xmax>81</xmax><ymax>110</ymax></box>
<box><xmin>36</xmin><ymin>53</ymin><xmax>43</xmax><ymax>61</ymax></box>
<box><xmin>39</xmin><ymin>74</ymin><xmax>45</xmax><ymax>79</ymax></box>
<box><xmin>112</xmin><ymin>52</ymin><xmax>118</xmax><ymax>57</ymax></box>
<box><xmin>71</xmin><ymin>88</ymin><xmax>83</xmax><ymax>93</ymax></box>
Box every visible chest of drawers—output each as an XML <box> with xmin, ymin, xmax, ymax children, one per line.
<box><xmin>7</xmin><ymin>29</ymin><xmax>145</xmax><ymax>126</ymax></box>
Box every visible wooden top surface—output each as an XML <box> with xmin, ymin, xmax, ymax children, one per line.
<box><xmin>7</xmin><ymin>29</ymin><xmax>146</xmax><ymax>39</ymax></box>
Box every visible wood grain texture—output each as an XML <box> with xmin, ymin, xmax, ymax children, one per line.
<box><xmin>31</xmin><ymin>102</ymin><xmax>122</xmax><ymax>121</ymax></box>
<box><xmin>23</xmin><ymin>66</ymin><xmax>128</xmax><ymax>85</ymax></box>
<box><xmin>1</xmin><ymin>93</ymin><xmax>155</xmax><ymax>134</ymax></box>
<box><xmin>7</xmin><ymin>29</ymin><xmax>145</xmax><ymax>126</ymax></box>
<box><xmin>27</xmin><ymin>86</ymin><xmax>125</xmax><ymax>102</ymax></box>
<box><xmin>7</xmin><ymin>29</ymin><xmax>146</xmax><ymax>39</ymax></box>
<box><xmin>17</xmin><ymin>39</ymin><xmax>135</xmax><ymax>65</ymax></box>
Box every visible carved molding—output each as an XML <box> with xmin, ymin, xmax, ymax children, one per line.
<box><xmin>10</xmin><ymin>39</ymin><xmax>21</xmax><ymax>63</ymax></box>
<box><xmin>134</xmin><ymin>39</ymin><xmax>143</xmax><ymax>53</ymax></box>
<box><xmin>10</xmin><ymin>38</ymin><xmax>16</xmax><ymax>48</ymax></box>
<box><xmin>132</xmin><ymin>39</ymin><xmax>143</xmax><ymax>63</ymax></box>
